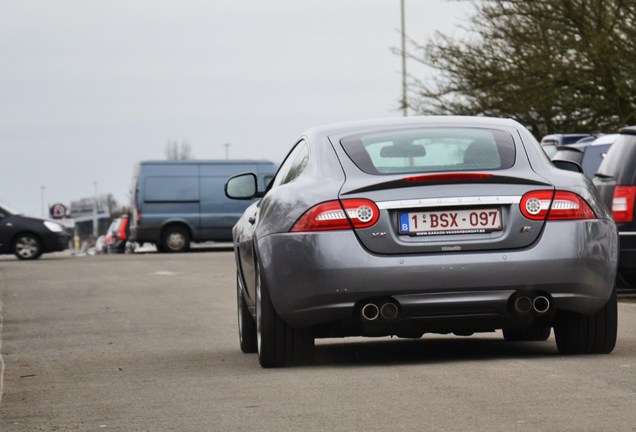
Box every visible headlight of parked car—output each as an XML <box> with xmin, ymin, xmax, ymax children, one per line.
<box><xmin>43</xmin><ymin>221</ymin><xmax>64</xmax><ymax>232</ymax></box>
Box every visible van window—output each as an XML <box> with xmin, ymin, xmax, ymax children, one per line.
<box><xmin>144</xmin><ymin>177</ymin><xmax>199</xmax><ymax>202</ymax></box>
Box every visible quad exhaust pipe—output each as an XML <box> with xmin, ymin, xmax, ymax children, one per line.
<box><xmin>532</xmin><ymin>296</ymin><xmax>550</xmax><ymax>314</ymax></box>
<box><xmin>513</xmin><ymin>294</ymin><xmax>551</xmax><ymax>315</ymax></box>
<box><xmin>361</xmin><ymin>303</ymin><xmax>380</xmax><ymax>321</ymax></box>
<box><xmin>361</xmin><ymin>301</ymin><xmax>399</xmax><ymax>321</ymax></box>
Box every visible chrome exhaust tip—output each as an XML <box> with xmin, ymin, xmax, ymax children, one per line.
<box><xmin>380</xmin><ymin>302</ymin><xmax>399</xmax><ymax>320</ymax></box>
<box><xmin>514</xmin><ymin>296</ymin><xmax>533</xmax><ymax>314</ymax></box>
<box><xmin>361</xmin><ymin>303</ymin><xmax>380</xmax><ymax>321</ymax></box>
<box><xmin>532</xmin><ymin>296</ymin><xmax>551</xmax><ymax>314</ymax></box>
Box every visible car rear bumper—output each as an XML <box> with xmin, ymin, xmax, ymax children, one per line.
<box><xmin>257</xmin><ymin>219</ymin><xmax>618</xmax><ymax>329</ymax></box>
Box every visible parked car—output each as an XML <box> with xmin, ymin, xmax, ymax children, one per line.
<box><xmin>540</xmin><ymin>133</ymin><xmax>595</xmax><ymax>157</ymax></box>
<box><xmin>594</xmin><ymin>127</ymin><xmax>636</xmax><ymax>289</ymax></box>
<box><xmin>226</xmin><ymin>116</ymin><xmax>618</xmax><ymax>367</ymax></box>
<box><xmin>105</xmin><ymin>215</ymin><xmax>129</xmax><ymax>254</ymax></box>
<box><xmin>129</xmin><ymin>160</ymin><xmax>277</xmax><ymax>252</ymax></box>
<box><xmin>0</xmin><ymin>203</ymin><xmax>71</xmax><ymax>260</ymax></box>
<box><xmin>550</xmin><ymin>134</ymin><xmax>617</xmax><ymax>178</ymax></box>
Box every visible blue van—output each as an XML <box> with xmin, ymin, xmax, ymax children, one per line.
<box><xmin>129</xmin><ymin>160</ymin><xmax>277</xmax><ymax>252</ymax></box>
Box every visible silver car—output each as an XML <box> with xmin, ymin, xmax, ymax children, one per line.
<box><xmin>226</xmin><ymin>116</ymin><xmax>618</xmax><ymax>368</ymax></box>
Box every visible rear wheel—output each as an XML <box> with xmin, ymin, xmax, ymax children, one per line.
<box><xmin>161</xmin><ymin>226</ymin><xmax>190</xmax><ymax>253</ymax></box>
<box><xmin>256</xmin><ymin>264</ymin><xmax>314</xmax><ymax>367</ymax></box>
<box><xmin>13</xmin><ymin>233</ymin><xmax>42</xmax><ymax>260</ymax></box>
<box><xmin>237</xmin><ymin>274</ymin><xmax>257</xmax><ymax>353</ymax></box>
<box><xmin>554</xmin><ymin>287</ymin><xmax>617</xmax><ymax>354</ymax></box>
<box><xmin>503</xmin><ymin>326</ymin><xmax>551</xmax><ymax>342</ymax></box>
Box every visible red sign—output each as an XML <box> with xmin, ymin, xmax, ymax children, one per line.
<box><xmin>49</xmin><ymin>203</ymin><xmax>67</xmax><ymax>219</ymax></box>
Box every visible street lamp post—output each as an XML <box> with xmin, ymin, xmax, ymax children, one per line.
<box><xmin>93</xmin><ymin>181</ymin><xmax>99</xmax><ymax>238</ymax></box>
<box><xmin>41</xmin><ymin>186</ymin><xmax>46</xmax><ymax>218</ymax></box>
<box><xmin>401</xmin><ymin>0</ymin><xmax>408</xmax><ymax>117</ymax></box>
<box><xmin>224</xmin><ymin>143</ymin><xmax>231</xmax><ymax>160</ymax></box>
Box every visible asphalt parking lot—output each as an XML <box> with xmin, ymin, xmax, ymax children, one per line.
<box><xmin>1</xmin><ymin>250</ymin><xmax>635</xmax><ymax>431</ymax></box>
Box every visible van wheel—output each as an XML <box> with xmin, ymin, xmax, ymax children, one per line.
<box><xmin>161</xmin><ymin>226</ymin><xmax>190</xmax><ymax>253</ymax></box>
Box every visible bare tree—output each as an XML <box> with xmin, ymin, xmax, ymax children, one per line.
<box><xmin>165</xmin><ymin>140</ymin><xmax>193</xmax><ymax>160</ymax></box>
<box><xmin>407</xmin><ymin>0</ymin><xmax>636</xmax><ymax>137</ymax></box>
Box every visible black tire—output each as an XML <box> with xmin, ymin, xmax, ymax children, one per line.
<box><xmin>554</xmin><ymin>287</ymin><xmax>617</xmax><ymax>355</ymax></box>
<box><xmin>161</xmin><ymin>226</ymin><xmax>190</xmax><ymax>253</ymax></box>
<box><xmin>237</xmin><ymin>274</ymin><xmax>257</xmax><ymax>353</ymax></box>
<box><xmin>503</xmin><ymin>326</ymin><xmax>551</xmax><ymax>342</ymax></box>
<box><xmin>13</xmin><ymin>233</ymin><xmax>42</xmax><ymax>260</ymax></box>
<box><xmin>256</xmin><ymin>264</ymin><xmax>314</xmax><ymax>368</ymax></box>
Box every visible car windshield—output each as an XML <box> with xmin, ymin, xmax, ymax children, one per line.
<box><xmin>340</xmin><ymin>127</ymin><xmax>516</xmax><ymax>175</ymax></box>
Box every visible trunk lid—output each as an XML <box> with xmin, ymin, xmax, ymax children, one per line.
<box><xmin>332</xmin><ymin>125</ymin><xmax>553</xmax><ymax>255</ymax></box>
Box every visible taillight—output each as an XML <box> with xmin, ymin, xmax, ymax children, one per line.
<box><xmin>291</xmin><ymin>199</ymin><xmax>379</xmax><ymax>232</ymax></box>
<box><xmin>520</xmin><ymin>190</ymin><xmax>553</xmax><ymax>220</ymax></box>
<box><xmin>520</xmin><ymin>190</ymin><xmax>596</xmax><ymax>220</ymax></box>
<box><xmin>612</xmin><ymin>186</ymin><xmax>636</xmax><ymax>223</ymax></box>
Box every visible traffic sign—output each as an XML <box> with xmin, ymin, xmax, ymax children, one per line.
<box><xmin>49</xmin><ymin>203</ymin><xmax>67</xmax><ymax>219</ymax></box>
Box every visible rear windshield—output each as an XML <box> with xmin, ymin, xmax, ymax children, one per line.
<box><xmin>340</xmin><ymin>127</ymin><xmax>516</xmax><ymax>175</ymax></box>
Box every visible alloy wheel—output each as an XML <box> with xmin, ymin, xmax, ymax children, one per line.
<box><xmin>15</xmin><ymin>236</ymin><xmax>39</xmax><ymax>259</ymax></box>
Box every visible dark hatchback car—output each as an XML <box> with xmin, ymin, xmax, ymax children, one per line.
<box><xmin>0</xmin><ymin>204</ymin><xmax>70</xmax><ymax>260</ymax></box>
<box><xmin>227</xmin><ymin>116</ymin><xmax>618</xmax><ymax>368</ymax></box>
<box><xmin>594</xmin><ymin>127</ymin><xmax>636</xmax><ymax>288</ymax></box>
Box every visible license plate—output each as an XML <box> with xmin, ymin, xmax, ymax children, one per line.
<box><xmin>399</xmin><ymin>208</ymin><xmax>503</xmax><ymax>236</ymax></box>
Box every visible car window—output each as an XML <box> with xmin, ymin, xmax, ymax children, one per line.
<box><xmin>581</xmin><ymin>144</ymin><xmax>611</xmax><ymax>177</ymax></box>
<box><xmin>597</xmin><ymin>136</ymin><xmax>624</xmax><ymax>176</ymax></box>
<box><xmin>271</xmin><ymin>140</ymin><xmax>309</xmax><ymax>188</ymax></box>
<box><xmin>340</xmin><ymin>128</ymin><xmax>515</xmax><ymax>175</ymax></box>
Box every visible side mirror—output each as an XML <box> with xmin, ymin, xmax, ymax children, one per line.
<box><xmin>225</xmin><ymin>173</ymin><xmax>259</xmax><ymax>199</ymax></box>
<box><xmin>553</xmin><ymin>159</ymin><xmax>584</xmax><ymax>173</ymax></box>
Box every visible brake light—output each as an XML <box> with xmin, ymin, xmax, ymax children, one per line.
<box><xmin>520</xmin><ymin>190</ymin><xmax>595</xmax><ymax>220</ymax></box>
<box><xmin>612</xmin><ymin>186</ymin><xmax>636</xmax><ymax>223</ymax></box>
<box><xmin>291</xmin><ymin>199</ymin><xmax>379</xmax><ymax>232</ymax></box>
<box><xmin>520</xmin><ymin>190</ymin><xmax>553</xmax><ymax>220</ymax></box>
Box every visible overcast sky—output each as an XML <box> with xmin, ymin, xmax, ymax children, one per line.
<box><xmin>0</xmin><ymin>0</ymin><xmax>472</xmax><ymax>218</ymax></box>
